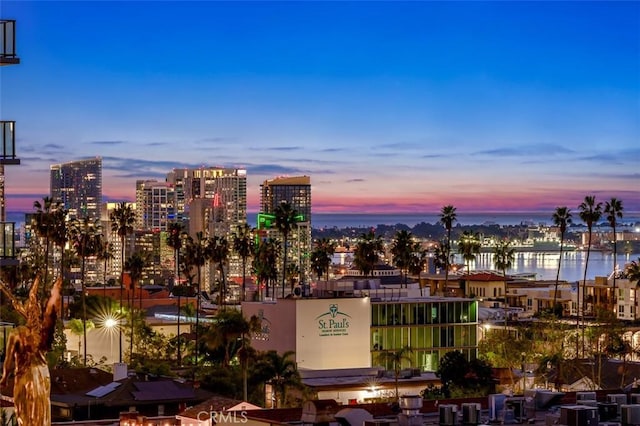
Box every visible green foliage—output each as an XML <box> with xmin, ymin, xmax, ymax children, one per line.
<box><xmin>437</xmin><ymin>350</ymin><xmax>493</xmax><ymax>397</ymax></box>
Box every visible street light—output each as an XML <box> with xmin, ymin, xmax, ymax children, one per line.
<box><xmin>101</xmin><ymin>315</ymin><xmax>119</xmax><ymax>362</ymax></box>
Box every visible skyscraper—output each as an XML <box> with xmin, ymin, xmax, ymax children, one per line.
<box><xmin>50</xmin><ymin>157</ymin><xmax>102</xmax><ymax>220</ymax></box>
<box><xmin>135</xmin><ymin>179</ymin><xmax>175</xmax><ymax>231</ymax></box>
<box><xmin>259</xmin><ymin>175</ymin><xmax>312</xmax><ymax>290</ymax></box>
<box><xmin>166</xmin><ymin>167</ymin><xmax>247</xmax><ymax>290</ymax></box>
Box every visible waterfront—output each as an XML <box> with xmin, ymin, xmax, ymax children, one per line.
<box><xmin>461</xmin><ymin>251</ymin><xmax>639</xmax><ymax>283</ymax></box>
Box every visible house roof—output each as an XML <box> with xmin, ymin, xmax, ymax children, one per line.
<box><xmin>462</xmin><ymin>272</ymin><xmax>507</xmax><ymax>282</ymax></box>
<box><xmin>179</xmin><ymin>395</ymin><xmax>246</xmax><ymax>420</ymax></box>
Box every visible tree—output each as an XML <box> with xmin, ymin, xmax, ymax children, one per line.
<box><xmin>125</xmin><ymin>252</ymin><xmax>146</xmax><ymax>361</ymax></box>
<box><xmin>166</xmin><ymin>221</ymin><xmax>185</xmax><ymax>285</ymax></box>
<box><xmin>274</xmin><ymin>202</ymin><xmax>300</xmax><ymax>298</ymax></box>
<box><xmin>33</xmin><ymin>197</ymin><xmax>65</xmax><ymax>293</ymax></box>
<box><xmin>255</xmin><ymin>350</ymin><xmax>301</xmax><ymax>408</ymax></box>
<box><xmin>493</xmin><ymin>239</ymin><xmax>515</xmax><ymax>327</ymax></box>
<box><xmin>110</xmin><ymin>201</ymin><xmax>135</xmax><ymax>363</ymax></box>
<box><xmin>182</xmin><ymin>232</ymin><xmax>208</xmax><ymax>365</ymax></box>
<box><xmin>49</xmin><ymin>205</ymin><xmax>69</xmax><ymax>320</ymax></box>
<box><xmin>437</xmin><ymin>351</ymin><xmax>493</xmax><ymax>397</ymax></box>
<box><xmin>310</xmin><ymin>238</ymin><xmax>336</xmax><ymax>281</ymax></box>
<box><xmin>605</xmin><ymin>198</ymin><xmax>624</xmax><ymax>308</ymax></box>
<box><xmin>439</xmin><ymin>205</ymin><xmax>458</xmax><ymax>291</ymax></box>
<box><xmin>391</xmin><ymin>230</ymin><xmax>419</xmax><ymax>288</ymax></box>
<box><xmin>96</xmin><ymin>239</ymin><xmax>114</xmax><ymax>298</ymax></box>
<box><xmin>208</xmin><ymin>235</ymin><xmax>229</xmax><ymax>307</ymax></box>
<box><xmin>376</xmin><ymin>346</ymin><xmax>413</xmax><ymax>401</ymax></box>
<box><xmin>253</xmin><ymin>238</ymin><xmax>281</xmax><ymax>300</ymax></box>
<box><xmin>552</xmin><ymin>207</ymin><xmax>572</xmax><ymax>314</ymax></box>
<box><xmin>458</xmin><ymin>231</ymin><xmax>481</xmax><ymax>276</ymax></box>
<box><xmin>626</xmin><ymin>258</ymin><xmax>640</xmax><ymax>285</ymax></box>
<box><xmin>68</xmin><ymin>318</ymin><xmax>95</xmax><ymax>361</ymax></box>
<box><xmin>69</xmin><ymin>217</ymin><xmax>102</xmax><ymax>366</ymax></box>
<box><xmin>232</xmin><ymin>224</ymin><xmax>254</xmax><ymax>302</ymax></box>
<box><xmin>353</xmin><ymin>230</ymin><xmax>384</xmax><ymax>277</ymax></box>
<box><xmin>579</xmin><ymin>195</ymin><xmax>602</xmax><ymax>356</ymax></box>
<box><xmin>171</xmin><ymin>284</ymin><xmax>193</xmax><ymax>366</ymax></box>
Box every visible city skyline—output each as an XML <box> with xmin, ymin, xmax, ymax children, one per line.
<box><xmin>1</xmin><ymin>1</ymin><xmax>639</xmax><ymax>213</ymax></box>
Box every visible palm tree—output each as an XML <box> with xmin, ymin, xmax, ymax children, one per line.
<box><xmin>182</xmin><ymin>232</ymin><xmax>208</xmax><ymax>365</ymax></box>
<box><xmin>110</xmin><ymin>201</ymin><xmax>135</xmax><ymax>363</ymax></box>
<box><xmin>96</xmin><ymin>239</ymin><xmax>114</xmax><ymax>298</ymax></box>
<box><xmin>69</xmin><ymin>217</ymin><xmax>102</xmax><ymax>366</ymax></box>
<box><xmin>274</xmin><ymin>201</ymin><xmax>300</xmax><ymax>298</ymax></box>
<box><xmin>310</xmin><ymin>238</ymin><xmax>336</xmax><ymax>281</ymax></box>
<box><xmin>208</xmin><ymin>235</ymin><xmax>229</xmax><ymax>307</ymax></box>
<box><xmin>391</xmin><ymin>230</ymin><xmax>415</xmax><ymax>288</ymax></box>
<box><xmin>166</xmin><ymin>221</ymin><xmax>185</xmax><ymax>285</ymax></box>
<box><xmin>33</xmin><ymin>197</ymin><xmax>63</xmax><ymax>292</ymax></box>
<box><xmin>171</xmin><ymin>283</ymin><xmax>193</xmax><ymax>366</ymax></box>
<box><xmin>376</xmin><ymin>346</ymin><xmax>413</xmax><ymax>401</ymax></box>
<box><xmin>68</xmin><ymin>318</ymin><xmax>95</xmax><ymax>360</ymax></box>
<box><xmin>493</xmin><ymin>239</ymin><xmax>515</xmax><ymax>327</ymax></box>
<box><xmin>253</xmin><ymin>238</ymin><xmax>281</xmax><ymax>300</ymax></box>
<box><xmin>232</xmin><ymin>224</ymin><xmax>254</xmax><ymax>301</ymax></box>
<box><xmin>605</xmin><ymin>198</ymin><xmax>624</xmax><ymax>308</ymax></box>
<box><xmin>353</xmin><ymin>230</ymin><xmax>384</xmax><ymax>277</ymax></box>
<box><xmin>49</xmin><ymin>205</ymin><xmax>69</xmax><ymax>318</ymax></box>
<box><xmin>552</xmin><ymin>207</ymin><xmax>572</xmax><ymax>314</ymax></box>
<box><xmin>626</xmin><ymin>258</ymin><xmax>640</xmax><ymax>286</ymax></box>
<box><xmin>124</xmin><ymin>252</ymin><xmax>146</xmax><ymax>362</ymax></box>
<box><xmin>578</xmin><ymin>196</ymin><xmax>602</xmax><ymax>358</ymax></box>
<box><xmin>439</xmin><ymin>205</ymin><xmax>458</xmax><ymax>291</ymax></box>
<box><xmin>257</xmin><ymin>350</ymin><xmax>301</xmax><ymax>408</ymax></box>
<box><xmin>458</xmin><ymin>230</ymin><xmax>482</xmax><ymax>276</ymax></box>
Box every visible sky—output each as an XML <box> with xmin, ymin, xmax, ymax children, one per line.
<box><xmin>1</xmin><ymin>1</ymin><xmax>639</xmax><ymax>214</ymax></box>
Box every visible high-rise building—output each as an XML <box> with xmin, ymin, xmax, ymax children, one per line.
<box><xmin>166</xmin><ymin>167</ymin><xmax>247</xmax><ymax>236</ymax></box>
<box><xmin>135</xmin><ymin>179</ymin><xmax>175</xmax><ymax>232</ymax></box>
<box><xmin>258</xmin><ymin>176</ymin><xmax>312</xmax><ymax>290</ymax></box>
<box><xmin>166</xmin><ymin>167</ymin><xmax>247</xmax><ymax>290</ymax></box>
<box><xmin>50</xmin><ymin>157</ymin><xmax>102</xmax><ymax>220</ymax></box>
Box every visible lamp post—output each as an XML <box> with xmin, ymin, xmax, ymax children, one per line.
<box><xmin>105</xmin><ymin>317</ymin><xmax>117</xmax><ymax>361</ymax></box>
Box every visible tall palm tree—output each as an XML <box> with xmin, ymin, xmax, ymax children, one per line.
<box><xmin>353</xmin><ymin>230</ymin><xmax>384</xmax><ymax>277</ymax></box>
<box><xmin>208</xmin><ymin>235</ymin><xmax>229</xmax><ymax>307</ymax></box>
<box><xmin>253</xmin><ymin>238</ymin><xmax>281</xmax><ymax>299</ymax></box>
<box><xmin>376</xmin><ymin>346</ymin><xmax>413</xmax><ymax>401</ymax></box>
<box><xmin>182</xmin><ymin>232</ymin><xmax>208</xmax><ymax>365</ymax></box>
<box><xmin>49</xmin><ymin>205</ymin><xmax>69</xmax><ymax>318</ymax></box>
<box><xmin>391</xmin><ymin>230</ymin><xmax>414</xmax><ymax>288</ymax></box>
<box><xmin>96</xmin><ymin>239</ymin><xmax>114</xmax><ymax>298</ymax></box>
<box><xmin>310</xmin><ymin>238</ymin><xmax>336</xmax><ymax>281</ymax></box>
<box><xmin>232</xmin><ymin>224</ymin><xmax>254</xmax><ymax>302</ymax></box>
<box><xmin>458</xmin><ymin>230</ymin><xmax>482</xmax><ymax>276</ymax></box>
<box><xmin>110</xmin><ymin>201</ymin><xmax>135</xmax><ymax>363</ymax></box>
<box><xmin>552</xmin><ymin>207</ymin><xmax>572</xmax><ymax>314</ymax></box>
<box><xmin>124</xmin><ymin>252</ymin><xmax>146</xmax><ymax>361</ymax></box>
<box><xmin>166</xmin><ymin>222</ymin><xmax>184</xmax><ymax>285</ymax></box>
<box><xmin>33</xmin><ymin>197</ymin><xmax>62</xmax><ymax>292</ymax></box>
<box><xmin>274</xmin><ymin>202</ymin><xmax>300</xmax><ymax>298</ymax></box>
<box><xmin>493</xmin><ymin>239</ymin><xmax>515</xmax><ymax>327</ymax></box>
<box><xmin>439</xmin><ymin>205</ymin><xmax>458</xmax><ymax>291</ymax></box>
<box><xmin>257</xmin><ymin>350</ymin><xmax>300</xmax><ymax>408</ymax></box>
<box><xmin>605</xmin><ymin>198</ymin><xmax>624</xmax><ymax>309</ymax></box>
<box><xmin>69</xmin><ymin>217</ymin><xmax>102</xmax><ymax>366</ymax></box>
<box><xmin>172</xmin><ymin>283</ymin><xmax>193</xmax><ymax>366</ymax></box>
<box><xmin>578</xmin><ymin>196</ymin><xmax>602</xmax><ymax>337</ymax></box>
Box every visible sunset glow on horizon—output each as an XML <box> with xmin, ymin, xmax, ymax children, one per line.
<box><xmin>2</xmin><ymin>1</ymin><xmax>638</xmax><ymax>214</ymax></box>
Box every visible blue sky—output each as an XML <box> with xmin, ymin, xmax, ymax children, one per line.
<box><xmin>1</xmin><ymin>1</ymin><xmax>639</xmax><ymax>213</ymax></box>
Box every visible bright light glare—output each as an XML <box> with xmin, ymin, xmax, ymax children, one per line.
<box><xmin>105</xmin><ymin>318</ymin><xmax>117</xmax><ymax>328</ymax></box>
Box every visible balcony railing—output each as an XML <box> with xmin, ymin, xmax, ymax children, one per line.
<box><xmin>0</xmin><ymin>121</ymin><xmax>19</xmax><ymax>165</ymax></box>
<box><xmin>0</xmin><ymin>20</ymin><xmax>19</xmax><ymax>64</ymax></box>
<box><xmin>0</xmin><ymin>222</ymin><xmax>16</xmax><ymax>259</ymax></box>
